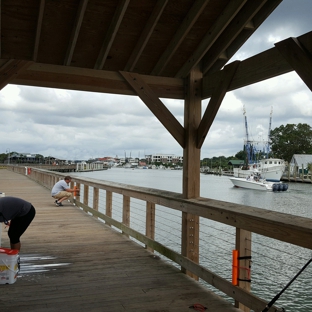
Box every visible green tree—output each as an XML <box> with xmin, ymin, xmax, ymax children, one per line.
<box><xmin>270</xmin><ymin>123</ymin><xmax>312</xmax><ymax>162</ymax></box>
<box><xmin>235</xmin><ymin>150</ymin><xmax>246</xmax><ymax>160</ymax></box>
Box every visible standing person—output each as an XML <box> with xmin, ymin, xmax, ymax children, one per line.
<box><xmin>0</xmin><ymin>196</ymin><xmax>36</xmax><ymax>251</ymax></box>
<box><xmin>51</xmin><ymin>176</ymin><xmax>79</xmax><ymax>206</ymax></box>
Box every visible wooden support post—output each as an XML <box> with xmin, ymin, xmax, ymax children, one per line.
<box><xmin>235</xmin><ymin>228</ymin><xmax>252</xmax><ymax>312</ymax></box>
<box><xmin>146</xmin><ymin>201</ymin><xmax>155</xmax><ymax>252</ymax></box>
<box><xmin>93</xmin><ymin>187</ymin><xmax>99</xmax><ymax>211</ymax></box>
<box><xmin>122</xmin><ymin>195</ymin><xmax>130</xmax><ymax>236</ymax></box>
<box><xmin>181</xmin><ymin>66</ymin><xmax>202</xmax><ymax>279</ymax></box>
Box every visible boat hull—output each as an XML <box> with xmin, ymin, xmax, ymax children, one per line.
<box><xmin>230</xmin><ymin>177</ymin><xmax>273</xmax><ymax>191</ymax></box>
<box><xmin>230</xmin><ymin>177</ymin><xmax>288</xmax><ymax>192</ymax></box>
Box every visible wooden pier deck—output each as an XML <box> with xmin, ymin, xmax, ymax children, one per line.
<box><xmin>0</xmin><ymin>169</ymin><xmax>242</xmax><ymax>312</ymax></box>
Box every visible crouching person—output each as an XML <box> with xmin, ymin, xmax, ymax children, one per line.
<box><xmin>51</xmin><ymin>176</ymin><xmax>79</xmax><ymax>207</ymax></box>
<box><xmin>0</xmin><ymin>196</ymin><xmax>36</xmax><ymax>251</ymax></box>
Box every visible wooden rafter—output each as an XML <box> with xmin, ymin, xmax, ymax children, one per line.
<box><xmin>124</xmin><ymin>0</ymin><xmax>168</xmax><ymax>72</ymax></box>
<box><xmin>202</xmin><ymin>0</ymin><xmax>267</xmax><ymax>75</ymax></box>
<box><xmin>94</xmin><ymin>0</ymin><xmax>130</xmax><ymax>70</ymax></box>
<box><xmin>197</xmin><ymin>61</ymin><xmax>240</xmax><ymax>148</ymax></box>
<box><xmin>206</xmin><ymin>0</ymin><xmax>283</xmax><ymax>74</ymax></box>
<box><xmin>175</xmin><ymin>0</ymin><xmax>247</xmax><ymax>78</ymax></box>
<box><xmin>151</xmin><ymin>0</ymin><xmax>210</xmax><ymax>76</ymax></box>
<box><xmin>0</xmin><ymin>60</ymin><xmax>33</xmax><ymax>90</ymax></box>
<box><xmin>119</xmin><ymin>71</ymin><xmax>185</xmax><ymax>148</ymax></box>
<box><xmin>33</xmin><ymin>0</ymin><xmax>45</xmax><ymax>61</ymax></box>
<box><xmin>64</xmin><ymin>0</ymin><xmax>89</xmax><ymax>66</ymax></box>
<box><xmin>275</xmin><ymin>37</ymin><xmax>312</xmax><ymax>92</ymax></box>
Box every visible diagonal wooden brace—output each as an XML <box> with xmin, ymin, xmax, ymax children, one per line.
<box><xmin>196</xmin><ymin>60</ymin><xmax>240</xmax><ymax>148</ymax></box>
<box><xmin>120</xmin><ymin>71</ymin><xmax>185</xmax><ymax>148</ymax></box>
<box><xmin>275</xmin><ymin>37</ymin><xmax>312</xmax><ymax>92</ymax></box>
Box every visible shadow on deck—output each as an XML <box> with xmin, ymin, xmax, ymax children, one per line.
<box><xmin>0</xmin><ymin>169</ymin><xmax>242</xmax><ymax>312</ymax></box>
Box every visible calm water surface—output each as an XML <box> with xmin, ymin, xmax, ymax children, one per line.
<box><xmin>74</xmin><ymin>168</ymin><xmax>312</xmax><ymax>311</ymax></box>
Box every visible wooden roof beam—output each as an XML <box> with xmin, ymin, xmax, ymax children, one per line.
<box><xmin>120</xmin><ymin>71</ymin><xmax>185</xmax><ymax>148</ymax></box>
<box><xmin>64</xmin><ymin>0</ymin><xmax>88</xmax><ymax>66</ymax></box>
<box><xmin>197</xmin><ymin>61</ymin><xmax>240</xmax><ymax>148</ymax></box>
<box><xmin>151</xmin><ymin>0</ymin><xmax>210</xmax><ymax>76</ymax></box>
<box><xmin>275</xmin><ymin>37</ymin><xmax>312</xmax><ymax>92</ymax></box>
<box><xmin>202</xmin><ymin>31</ymin><xmax>312</xmax><ymax>99</ymax></box>
<box><xmin>94</xmin><ymin>0</ymin><xmax>130</xmax><ymax>70</ymax></box>
<box><xmin>175</xmin><ymin>0</ymin><xmax>247</xmax><ymax>79</ymax></box>
<box><xmin>0</xmin><ymin>60</ymin><xmax>33</xmax><ymax>90</ymax></box>
<box><xmin>206</xmin><ymin>0</ymin><xmax>282</xmax><ymax>75</ymax></box>
<box><xmin>12</xmin><ymin>62</ymin><xmax>184</xmax><ymax>98</ymax></box>
<box><xmin>202</xmin><ymin>0</ymin><xmax>268</xmax><ymax>75</ymax></box>
<box><xmin>124</xmin><ymin>0</ymin><xmax>168</xmax><ymax>72</ymax></box>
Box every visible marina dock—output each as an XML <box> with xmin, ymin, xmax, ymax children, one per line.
<box><xmin>0</xmin><ymin>169</ymin><xmax>242</xmax><ymax>312</ymax></box>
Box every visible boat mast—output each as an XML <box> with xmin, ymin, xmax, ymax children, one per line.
<box><xmin>243</xmin><ymin>105</ymin><xmax>253</xmax><ymax>165</ymax></box>
<box><xmin>267</xmin><ymin>106</ymin><xmax>273</xmax><ymax>157</ymax></box>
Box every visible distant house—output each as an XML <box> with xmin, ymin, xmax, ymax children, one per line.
<box><xmin>289</xmin><ymin>154</ymin><xmax>312</xmax><ymax>174</ymax></box>
<box><xmin>228</xmin><ymin>160</ymin><xmax>244</xmax><ymax>168</ymax></box>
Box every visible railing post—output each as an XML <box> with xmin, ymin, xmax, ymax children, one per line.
<box><xmin>83</xmin><ymin>184</ymin><xmax>89</xmax><ymax>206</ymax></box>
<box><xmin>181</xmin><ymin>213</ymin><xmax>199</xmax><ymax>280</ymax></box>
<box><xmin>93</xmin><ymin>187</ymin><xmax>99</xmax><ymax>211</ymax></box>
<box><xmin>146</xmin><ymin>201</ymin><xmax>155</xmax><ymax>252</ymax></box>
<box><xmin>235</xmin><ymin>228</ymin><xmax>252</xmax><ymax>312</ymax></box>
<box><xmin>122</xmin><ymin>195</ymin><xmax>130</xmax><ymax>237</ymax></box>
<box><xmin>106</xmin><ymin>191</ymin><xmax>112</xmax><ymax>226</ymax></box>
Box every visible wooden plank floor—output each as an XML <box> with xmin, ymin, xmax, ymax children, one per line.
<box><xmin>0</xmin><ymin>169</ymin><xmax>243</xmax><ymax>312</ymax></box>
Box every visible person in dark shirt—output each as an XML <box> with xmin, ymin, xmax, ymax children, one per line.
<box><xmin>0</xmin><ymin>196</ymin><xmax>36</xmax><ymax>251</ymax></box>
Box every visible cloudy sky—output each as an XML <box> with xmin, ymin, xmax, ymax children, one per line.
<box><xmin>1</xmin><ymin>0</ymin><xmax>311</xmax><ymax>161</ymax></box>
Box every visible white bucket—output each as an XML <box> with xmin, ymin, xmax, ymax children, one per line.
<box><xmin>0</xmin><ymin>248</ymin><xmax>20</xmax><ymax>284</ymax></box>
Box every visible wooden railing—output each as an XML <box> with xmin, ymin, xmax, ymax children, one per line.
<box><xmin>8</xmin><ymin>166</ymin><xmax>312</xmax><ymax>312</ymax></box>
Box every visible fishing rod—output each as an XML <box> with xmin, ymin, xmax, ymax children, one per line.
<box><xmin>262</xmin><ymin>258</ymin><xmax>312</xmax><ymax>312</ymax></box>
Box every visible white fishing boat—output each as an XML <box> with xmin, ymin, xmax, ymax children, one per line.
<box><xmin>233</xmin><ymin>158</ymin><xmax>286</xmax><ymax>182</ymax></box>
<box><xmin>230</xmin><ymin>174</ymin><xmax>288</xmax><ymax>192</ymax></box>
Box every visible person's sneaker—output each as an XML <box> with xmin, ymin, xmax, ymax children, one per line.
<box><xmin>55</xmin><ymin>201</ymin><xmax>61</xmax><ymax>207</ymax></box>
<box><xmin>58</xmin><ymin>202</ymin><xmax>64</xmax><ymax>206</ymax></box>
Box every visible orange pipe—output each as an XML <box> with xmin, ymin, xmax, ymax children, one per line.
<box><xmin>232</xmin><ymin>250</ymin><xmax>239</xmax><ymax>285</ymax></box>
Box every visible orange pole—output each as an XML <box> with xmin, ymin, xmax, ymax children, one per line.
<box><xmin>232</xmin><ymin>250</ymin><xmax>239</xmax><ymax>286</ymax></box>
<box><xmin>73</xmin><ymin>186</ymin><xmax>78</xmax><ymax>197</ymax></box>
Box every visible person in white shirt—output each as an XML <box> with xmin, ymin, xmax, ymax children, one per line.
<box><xmin>51</xmin><ymin>176</ymin><xmax>79</xmax><ymax>206</ymax></box>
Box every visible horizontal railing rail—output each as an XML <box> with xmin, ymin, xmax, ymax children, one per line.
<box><xmin>8</xmin><ymin>166</ymin><xmax>312</xmax><ymax>312</ymax></box>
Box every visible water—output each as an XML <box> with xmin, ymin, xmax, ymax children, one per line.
<box><xmin>73</xmin><ymin>168</ymin><xmax>312</xmax><ymax>311</ymax></box>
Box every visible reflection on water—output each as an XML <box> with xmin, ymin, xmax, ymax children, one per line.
<box><xmin>73</xmin><ymin>168</ymin><xmax>312</xmax><ymax>311</ymax></box>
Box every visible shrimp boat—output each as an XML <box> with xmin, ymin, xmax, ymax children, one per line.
<box><xmin>234</xmin><ymin>106</ymin><xmax>286</xmax><ymax>182</ymax></box>
<box><xmin>233</xmin><ymin>158</ymin><xmax>286</xmax><ymax>182</ymax></box>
